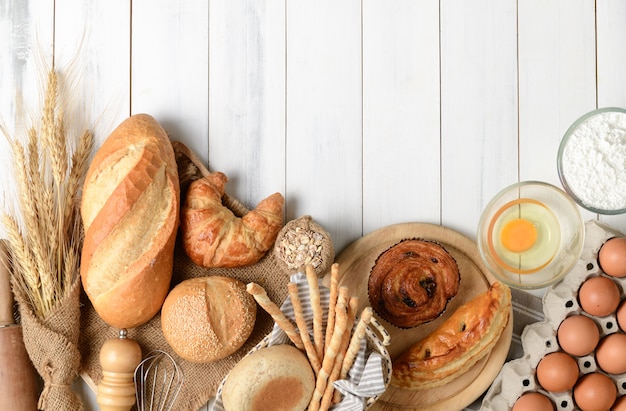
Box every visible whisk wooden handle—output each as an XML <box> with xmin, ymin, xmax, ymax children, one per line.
<box><xmin>97</xmin><ymin>331</ymin><xmax>142</xmax><ymax>411</ymax></box>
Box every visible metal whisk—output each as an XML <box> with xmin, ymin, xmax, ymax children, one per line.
<box><xmin>134</xmin><ymin>350</ymin><xmax>184</xmax><ymax>411</ymax></box>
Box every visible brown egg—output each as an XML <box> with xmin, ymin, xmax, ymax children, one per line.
<box><xmin>599</xmin><ymin>237</ymin><xmax>626</xmax><ymax>277</ymax></box>
<box><xmin>536</xmin><ymin>351</ymin><xmax>579</xmax><ymax>392</ymax></box>
<box><xmin>613</xmin><ymin>395</ymin><xmax>626</xmax><ymax>411</ymax></box>
<box><xmin>618</xmin><ymin>300</ymin><xmax>626</xmax><ymax>332</ymax></box>
<box><xmin>511</xmin><ymin>392</ymin><xmax>555</xmax><ymax>411</ymax></box>
<box><xmin>595</xmin><ymin>333</ymin><xmax>626</xmax><ymax>374</ymax></box>
<box><xmin>573</xmin><ymin>372</ymin><xmax>616</xmax><ymax>411</ymax></box>
<box><xmin>557</xmin><ymin>315</ymin><xmax>600</xmax><ymax>356</ymax></box>
<box><xmin>578</xmin><ymin>276</ymin><xmax>621</xmax><ymax>317</ymax></box>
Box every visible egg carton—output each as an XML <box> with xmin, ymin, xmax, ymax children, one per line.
<box><xmin>481</xmin><ymin>220</ymin><xmax>626</xmax><ymax>411</ymax></box>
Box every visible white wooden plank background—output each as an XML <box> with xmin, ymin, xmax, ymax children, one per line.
<box><xmin>440</xmin><ymin>0</ymin><xmax>519</xmax><ymax>240</ymax></box>
<box><xmin>363</xmin><ymin>0</ymin><xmax>441</xmax><ymax>234</ymax></box>
<box><xmin>2</xmin><ymin>1</ymin><xmax>626</xmax><ymax>410</ymax></box>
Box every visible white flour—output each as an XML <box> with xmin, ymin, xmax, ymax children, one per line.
<box><xmin>561</xmin><ymin>110</ymin><xmax>626</xmax><ymax>211</ymax></box>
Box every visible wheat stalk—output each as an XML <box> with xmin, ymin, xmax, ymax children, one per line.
<box><xmin>2</xmin><ymin>69</ymin><xmax>94</xmax><ymax>319</ymax></box>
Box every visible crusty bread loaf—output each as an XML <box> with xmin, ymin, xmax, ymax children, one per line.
<box><xmin>161</xmin><ymin>276</ymin><xmax>256</xmax><ymax>363</ymax></box>
<box><xmin>222</xmin><ymin>344</ymin><xmax>315</xmax><ymax>411</ymax></box>
<box><xmin>80</xmin><ymin>114</ymin><xmax>180</xmax><ymax>329</ymax></box>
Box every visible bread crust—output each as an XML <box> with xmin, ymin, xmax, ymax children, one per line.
<box><xmin>161</xmin><ymin>276</ymin><xmax>256</xmax><ymax>363</ymax></box>
<box><xmin>222</xmin><ymin>344</ymin><xmax>315</xmax><ymax>411</ymax></box>
<box><xmin>80</xmin><ymin>114</ymin><xmax>180</xmax><ymax>329</ymax></box>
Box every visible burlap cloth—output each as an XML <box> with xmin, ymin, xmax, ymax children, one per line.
<box><xmin>17</xmin><ymin>276</ymin><xmax>83</xmax><ymax>411</ymax></box>
<box><xmin>79</xmin><ymin>234</ymin><xmax>290</xmax><ymax>411</ymax></box>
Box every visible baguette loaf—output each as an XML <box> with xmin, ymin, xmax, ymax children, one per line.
<box><xmin>80</xmin><ymin>114</ymin><xmax>180</xmax><ymax>329</ymax></box>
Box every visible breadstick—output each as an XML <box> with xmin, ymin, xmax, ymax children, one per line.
<box><xmin>324</xmin><ymin>287</ymin><xmax>349</xmax><ymax>370</ymax></box>
<box><xmin>306</xmin><ymin>264</ymin><xmax>324</xmax><ymax>360</ymax></box>
<box><xmin>328</xmin><ymin>295</ymin><xmax>359</xmax><ymax>405</ymax></box>
<box><xmin>309</xmin><ymin>296</ymin><xmax>349</xmax><ymax>411</ymax></box>
<box><xmin>320</xmin><ymin>349</ymin><xmax>345</xmax><ymax>410</ymax></box>
<box><xmin>324</xmin><ymin>263</ymin><xmax>340</xmax><ymax>350</ymax></box>
<box><xmin>288</xmin><ymin>282</ymin><xmax>321</xmax><ymax>375</ymax></box>
<box><xmin>340</xmin><ymin>307</ymin><xmax>373</xmax><ymax>380</ymax></box>
<box><xmin>246</xmin><ymin>282</ymin><xmax>304</xmax><ymax>350</ymax></box>
<box><xmin>341</xmin><ymin>295</ymin><xmax>358</xmax><ymax>358</ymax></box>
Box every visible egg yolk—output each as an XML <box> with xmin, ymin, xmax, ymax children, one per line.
<box><xmin>500</xmin><ymin>218</ymin><xmax>537</xmax><ymax>253</ymax></box>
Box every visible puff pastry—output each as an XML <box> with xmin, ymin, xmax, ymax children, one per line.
<box><xmin>368</xmin><ymin>239</ymin><xmax>460</xmax><ymax>328</ymax></box>
<box><xmin>181</xmin><ymin>171</ymin><xmax>284</xmax><ymax>268</ymax></box>
<box><xmin>391</xmin><ymin>281</ymin><xmax>512</xmax><ymax>390</ymax></box>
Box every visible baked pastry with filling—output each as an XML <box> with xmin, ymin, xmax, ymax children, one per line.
<box><xmin>368</xmin><ymin>239</ymin><xmax>460</xmax><ymax>328</ymax></box>
<box><xmin>391</xmin><ymin>281</ymin><xmax>511</xmax><ymax>390</ymax></box>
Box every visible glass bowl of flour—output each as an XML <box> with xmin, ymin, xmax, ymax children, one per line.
<box><xmin>558</xmin><ymin>107</ymin><xmax>626</xmax><ymax>214</ymax></box>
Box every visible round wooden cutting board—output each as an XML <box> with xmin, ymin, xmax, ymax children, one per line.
<box><xmin>331</xmin><ymin>222</ymin><xmax>513</xmax><ymax>411</ymax></box>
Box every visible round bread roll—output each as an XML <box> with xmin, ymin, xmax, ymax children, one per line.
<box><xmin>161</xmin><ymin>276</ymin><xmax>256</xmax><ymax>363</ymax></box>
<box><xmin>222</xmin><ymin>344</ymin><xmax>315</xmax><ymax>411</ymax></box>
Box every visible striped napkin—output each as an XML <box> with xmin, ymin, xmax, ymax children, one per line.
<box><xmin>210</xmin><ymin>272</ymin><xmax>387</xmax><ymax>411</ymax></box>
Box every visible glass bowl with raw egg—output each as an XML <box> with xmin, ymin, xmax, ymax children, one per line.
<box><xmin>477</xmin><ymin>181</ymin><xmax>585</xmax><ymax>290</ymax></box>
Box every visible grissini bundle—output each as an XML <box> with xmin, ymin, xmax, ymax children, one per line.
<box><xmin>248</xmin><ymin>264</ymin><xmax>380</xmax><ymax>411</ymax></box>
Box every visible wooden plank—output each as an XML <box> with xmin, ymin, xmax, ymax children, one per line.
<box><xmin>518</xmin><ymin>0</ymin><xmax>597</xmax><ymax>224</ymax></box>
<box><xmin>208</xmin><ymin>0</ymin><xmax>286</xmax><ymax>207</ymax></box>
<box><xmin>286</xmin><ymin>0</ymin><xmax>362</xmax><ymax>252</ymax></box>
<box><xmin>362</xmin><ymin>0</ymin><xmax>441</xmax><ymax>234</ymax></box>
<box><xmin>0</xmin><ymin>0</ymin><xmax>54</xmax><ymax>236</ymax></box>
<box><xmin>54</xmin><ymin>2</ymin><xmax>131</xmax><ymax>407</ymax></box>
<box><xmin>440</xmin><ymin>0</ymin><xmax>519</xmax><ymax>240</ymax></box>
<box><xmin>53</xmin><ymin>0</ymin><xmax>131</xmax><ymax>147</ymax></box>
<box><xmin>0</xmin><ymin>0</ymin><xmax>54</xmax><ymax>129</ymax></box>
<box><xmin>597</xmin><ymin>0</ymin><xmax>626</xmax><ymax>232</ymax></box>
<box><xmin>518</xmin><ymin>0</ymin><xmax>596</xmax><ymax>185</ymax></box>
<box><xmin>597</xmin><ymin>0</ymin><xmax>626</xmax><ymax>108</ymax></box>
<box><xmin>131</xmin><ymin>0</ymin><xmax>209</xmax><ymax>164</ymax></box>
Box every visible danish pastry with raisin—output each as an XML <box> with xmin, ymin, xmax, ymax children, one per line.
<box><xmin>367</xmin><ymin>239</ymin><xmax>460</xmax><ymax>328</ymax></box>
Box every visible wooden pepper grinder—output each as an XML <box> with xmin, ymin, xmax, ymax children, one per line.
<box><xmin>97</xmin><ymin>328</ymin><xmax>142</xmax><ymax>411</ymax></box>
<box><xmin>0</xmin><ymin>241</ymin><xmax>39</xmax><ymax>410</ymax></box>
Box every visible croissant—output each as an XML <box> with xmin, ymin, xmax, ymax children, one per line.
<box><xmin>181</xmin><ymin>171</ymin><xmax>285</xmax><ymax>268</ymax></box>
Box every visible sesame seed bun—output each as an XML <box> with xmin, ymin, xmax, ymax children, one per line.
<box><xmin>161</xmin><ymin>276</ymin><xmax>256</xmax><ymax>363</ymax></box>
